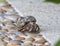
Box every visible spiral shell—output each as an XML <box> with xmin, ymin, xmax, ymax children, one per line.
<box><xmin>15</xmin><ymin>15</ymin><xmax>40</xmax><ymax>32</ymax></box>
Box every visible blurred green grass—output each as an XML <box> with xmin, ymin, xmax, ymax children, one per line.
<box><xmin>45</xmin><ymin>0</ymin><xmax>60</xmax><ymax>4</ymax></box>
<box><xmin>0</xmin><ymin>0</ymin><xmax>6</xmax><ymax>3</ymax></box>
<box><xmin>54</xmin><ymin>39</ymin><xmax>60</xmax><ymax>46</ymax></box>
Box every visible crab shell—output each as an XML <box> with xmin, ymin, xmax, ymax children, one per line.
<box><xmin>16</xmin><ymin>16</ymin><xmax>40</xmax><ymax>32</ymax></box>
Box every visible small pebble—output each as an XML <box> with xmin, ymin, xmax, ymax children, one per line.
<box><xmin>25</xmin><ymin>37</ymin><xmax>34</xmax><ymax>42</ymax></box>
<box><xmin>3</xmin><ymin>37</ymin><xmax>12</xmax><ymax>43</ymax></box>
<box><xmin>0</xmin><ymin>39</ymin><xmax>7</xmax><ymax>46</ymax></box>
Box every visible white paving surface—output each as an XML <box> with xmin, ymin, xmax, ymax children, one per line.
<box><xmin>7</xmin><ymin>0</ymin><xmax>60</xmax><ymax>46</ymax></box>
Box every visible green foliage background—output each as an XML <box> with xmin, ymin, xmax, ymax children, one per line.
<box><xmin>54</xmin><ymin>39</ymin><xmax>60</xmax><ymax>46</ymax></box>
<box><xmin>45</xmin><ymin>0</ymin><xmax>60</xmax><ymax>4</ymax></box>
<box><xmin>0</xmin><ymin>0</ymin><xmax>6</xmax><ymax>2</ymax></box>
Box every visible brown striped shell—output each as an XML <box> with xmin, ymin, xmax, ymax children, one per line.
<box><xmin>16</xmin><ymin>16</ymin><xmax>40</xmax><ymax>32</ymax></box>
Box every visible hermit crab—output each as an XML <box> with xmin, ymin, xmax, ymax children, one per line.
<box><xmin>16</xmin><ymin>16</ymin><xmax>40</xmax><ymax>32</ymax></box>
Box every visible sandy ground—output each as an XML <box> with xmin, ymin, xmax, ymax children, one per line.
<box><xmin>6</xmin><ymin>0</ymin><xmax>60</xmax><ymax>46</ymax></box>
